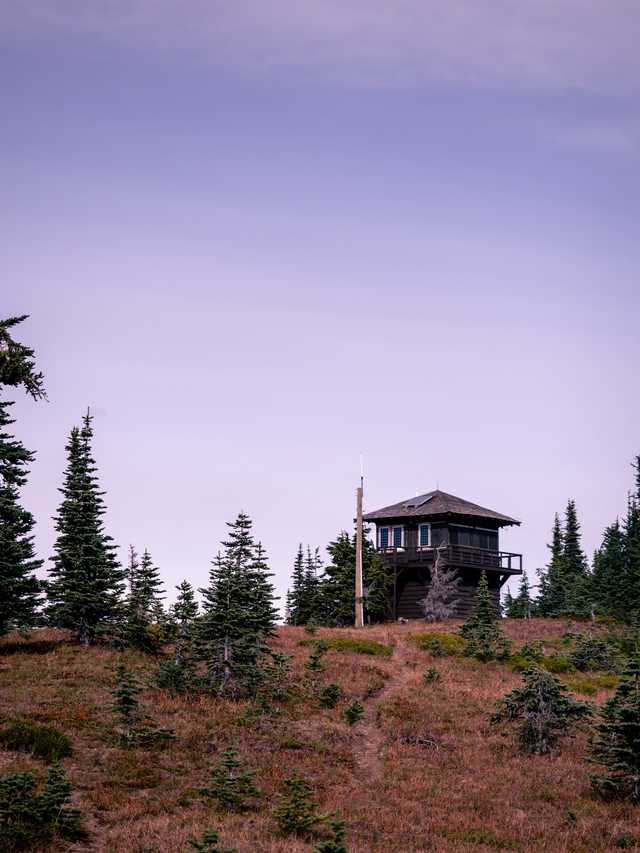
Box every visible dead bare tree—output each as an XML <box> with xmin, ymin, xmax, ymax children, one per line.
<box><xmin>420</xmin><ymin>541</ymin><xmax>463</xmax><ymax>621</ymax></box>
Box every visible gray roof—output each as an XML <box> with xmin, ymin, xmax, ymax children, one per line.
<box><xmin>363</xmin><ymin>489</ymin><xmax>520</xmax><ymax>526</ymax></box>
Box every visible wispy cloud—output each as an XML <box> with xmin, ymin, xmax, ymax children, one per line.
<box><xmin>3</xmin><ymin>1</ymin><xmax>639</xmax><ymax>94</ymax></box>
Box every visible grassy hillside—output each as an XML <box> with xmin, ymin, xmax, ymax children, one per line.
<box><xmin>1</xmin><ymin>620</ymin><xmax>638</xmax><ymax>852</ymax></box>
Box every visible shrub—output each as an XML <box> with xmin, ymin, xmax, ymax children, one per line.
<box><xmin>541</xmin><ymin>654</ymin><xmax>576</xmax><ymax>674</ymax></box>
<box><xmin>199</xmin><ymin>747</ymin><xmax>260</xmax><ymax>812</ymax></box>
<box><xmin>315</xmin><ymin>817</ymin><xmax>348</xmax><ymax>853</ymax></box>
<box><xmin>344</xmin><ymin>701</ymin><xmax>364</xmax><ymax>726</ymax></box>
<box><xmin>518</xmin><ymin>640</ymin><xmax>545</xmax><ymax>662</ymax></box>
<box><xmin>423</xmin><ymin>667</ymin><xmax>440</xmax><ymax>684</ymax></box>
<box><xmin>275</xmin><ymin>775</ymin><xmax>322</xmax><ymax>836</ymax></box>
<box><xmin>564</xmin><ymin>673</ymin><xmax>619</xmax><ymax>696</ymax></box>
<box><xmin>187</xmin><ymin>828</ymin><xmax>237</xmax><ymax>852</ymax></box>
<box><xmin>408</xmin><ymin>632</ymin><xmax>466</xmax><ymax>657</ymax></box>
<box><xmin>319</xmin><ymin>683</ymin><xmax>342</xmax><ymax>709</ymax></box>
<box><xmin>0</xmin><ymin>721</ymin><xmax>72</xmax><ymax>763</ymax></box>
<box><xmin>570</xmin><ymin>636</ymin><xmax>617</xmax><ymax>672</ymax></box>
<box><xmin>492</xmin><ymin>667</ymin><xmax>592</xmax><ymax>754</ymax></box>
<box><xmin>0</xmin><ymin>764</ymin><xmax>87</xmax><ymax>851</ymax></box>
<box><xmin>590</xmin><ymin>658</ymin><xmax>640</xmax><ymax>802</ymax></box>
<box><xmin>300</xmin><ymin>637</ymin><xmax>393</xmax><ymax>658</ymax></box>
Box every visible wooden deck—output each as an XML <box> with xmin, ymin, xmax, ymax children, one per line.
<box><xmin>377</xmin><ymin>543</ymin><xmax>522</xmax><ymax>574</ymax></box>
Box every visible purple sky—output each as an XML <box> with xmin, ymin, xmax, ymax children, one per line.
<box><xmin>3</xmin><ymin>3</ymin><xmax>639</xmax><ymax>608</ymax></box>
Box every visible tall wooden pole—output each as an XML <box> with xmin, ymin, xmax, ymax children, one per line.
<box><xmin>355</xmin><ymin>468</ymin><xmax>364</xmax><ymax>628</ymax></box>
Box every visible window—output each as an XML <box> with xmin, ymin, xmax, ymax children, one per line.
<box><xmin>378</xmin><ymin>526</ymin><xmax>390</xmax><ymax>549</ymax></box>
<box><xmin>418</xmin><ymin>523</ymin><xmax>431</xmax><ymax>547</ymax></box>
<box><xmin>392</xmin><ymin>526</ymin><xmax>404</xmax><ymax>548</ymax></box>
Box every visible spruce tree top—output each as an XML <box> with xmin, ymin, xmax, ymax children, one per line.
<box><xmin>0</xmin><ymin>315</ymin><xmax>46</xmax><ymax>400</ymax></box>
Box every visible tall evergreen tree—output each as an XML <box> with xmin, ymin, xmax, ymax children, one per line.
<box><xmin>134</xmin><ymin>548</ymin><xmax>165</xmax><ymax>619</ymax></box>
<box><xmin>198</xmin><ymin>513</ymin><xmax>278</xmax><ymax>694</ymax></box>
<box><xmin>287</xmin><ymin>545</ymin><xmax>306</xmax><ymax>625</ymax></box>
<box><xmin>590</xmin><ymin>657</ymin><xmax>640</xmax><ymax>802</ymax></box>
<box><xmin>321</xmin><ymin>528</ymin><xmax>391</xmax><ymax>625</ymax></box>
<box><xmin>0</xmin><ymin>316</ymin><xmax>45</xmax><ymax>636</ymax></box>
<box><xmin>563</xmin><ymin>499</ymin><xmax>588</xmax><ymax>579</ymax></box>
<box><xmin>287</xmin><ymin>545</ymin><xmax>323</xmax><ymax>626</ymax></box>
<box><xmin>591</xmin><ymin>521</ymin><xmax>626</xmax><ymax>618</ymax></box>
<box><xmin>505</xmin><ymin>570</ymin><xmax>532</xmax><ymax>619</ymax></box>
<box><xmin>622</xmin><ymin>457</ymin><xmax>640</xmax><ymax>618</ymax></box>
<box><xmin>46</xmin><ymin>411</ymin><xmax>124</xmax><ymax>645</ymax></box>
<box><xmin>0</xmin><ymin>401</ymin><xmax>42</xmax><ymax>635</ymax></box>
<box><xmin>536</xmin><ymin>513</ymin><xmax>567</xmax><ymax>616</ymax></box>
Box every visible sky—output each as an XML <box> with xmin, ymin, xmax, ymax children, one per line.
<box><xmin>2</xmin><ymin>2</ymin><xmax>639</xmax><ymax>609</ymax></box>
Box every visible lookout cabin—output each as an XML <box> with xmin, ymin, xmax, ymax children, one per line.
<box><xmin>363</xmin><ymin>489</ymin><xmax>522</xmax><ymax>620</ymax></box>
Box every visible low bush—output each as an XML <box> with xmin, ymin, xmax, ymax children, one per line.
<box><xmin>344</xmin><ymin>701</ymin><xmax>364</xmax><ymax>726</ymax></box>
<box><xmin>423</xmin><ymin>667</ymin><xmax>440</xmax><ymax>684</ymax></box>
<box><xmin>0</xmin><ymin>721</ymin><xmax>72</xmax><ymax>763</ymax></box>
<box><xmin>409</xmin><ymin>632</ymin><xmax>466</xmax><ymax>657</ymax></box>
<box><xmin>541</xmin><ymin>654</ymin><xmax>576</xmax><ymax>674</ymax></box>
<box><xmin>299</xmin><ymin>637</ymin><xmax>393</xmax><ymax>658</ymax></box>
<box><xmin>563</xmin><ymin>673</ymin><xmax>619</xmax><ymax>696</ymax></box>
<box><xmin>187</xmin><ymin>828</ymin><xmax>237</xmax><ymax>852</ymax></box>
<box><xmin>319</xmin><ymin>683</ymin><xmax>342</xmax><ymax>708</ymax></box>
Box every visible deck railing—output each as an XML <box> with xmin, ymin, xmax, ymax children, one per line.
<box><xmin>376</xmin><ymin>543</ymin><xmax>522</xmax><ymax>574</ymax></box>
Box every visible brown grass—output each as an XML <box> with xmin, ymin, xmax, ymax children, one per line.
<box><xmin>1</xmin><ymin>621</ymin><xmax>638</xmax><ymax>852</ymax></box>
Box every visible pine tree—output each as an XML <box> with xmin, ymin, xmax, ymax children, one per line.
<box><xmin>303</xmin><ymin>546</ymin><xmax>323</xmax><ymax>623</ymax></box>
<box><xmin>155</xmin><ymin>580</ymin><xmax>201</xmax><ymax>693</ymax></box>
<box><xmin>506</xmin><ymin>571</ymin><xmax>533</xmax><ymax>619</ymax></box>
<box><xmin>315</xmin><ymin>818</ymin><xmax>348</xmax><ymax>853</ymax></box>
<box><xmin>122</xmin><ymin>547</ymin><xmax>167</xmax><ymax>651</ymax></box>
<box><xmin>172</xmin><ymin>579</ymin><xmax>199</xmax><ymax>660</ymax></box>
<box><xmin>420</xmin><ymin>541</ymin><xmax>462</xmax><ymax>621</ymax></box>
<box><xmin>0</xmin><ymin>764</ymin><xmax>86</xmax><ymax>850</ymax></box>
<box><xmin>137</xmin><ymin>549</ymin><xmax>165</xmax><ymax>616</ymax></box>
<box><xmin>592</xmin><ymin>521</ymin><xmax>626</xmax><ymax>618</ymax></box>
<box><xmin>0</xmin><ymin>315</ymin><xmax>44</xmax><ymax>637</ymax></box>
<box><xmin>460</xmin><ymin>571</ymin><xmax>510</xmax><ymax>661</ymax></box>
<box><xmin>187</xmin><ymin>828</ymin><xmax>237</xmax><ymax>853</ymax></box>
<box><xmin>0</xmin><ymin>401</ymin><xmax>42</xmax><ymax>635</ymax></box>
<box><xmin>492</xmin><ymin>667</ymin><xmax>591</xmax><ymax>754</ymax></box>
<box><xmin>503</xmin><ymin>588</ymin><xmax>515</xmax><ymax>617</ymax></box>
<box><xmin>590</xmin><ymin>657</ymin><xmax>640</xmax><ymax>802</ymax></box>
<box><xmin>287</xmin><ymin>545</ymin><xmax>306</xmax><ymax>625</ymax></box>
<box><xmin>200</xmin><ymin>746</ymin><xmax>260</xmax><ymax>812</ymax></box>
<box><xmin>111</xmin><ymin>663</ymin><xmax>174</xmax><ymax>746</ymax></box>
<box><xmin>622</xmin><ymin>457</ymin><xmax>640</xmax><ymax>619</ymax></box>
<box><xmin>537</xmin><ymin>513</ymin><xmax>567</xmax><ymax>616</ymax></box>
<box><xmin>563</xmin><ymin>499</ymin><xmax>588</xmax><ymax>579</ymax></box>
<box><xmin>562</xmin><ymin>499</ymin><xmax>593</xmax><ymax>616</ymax></box>
<box><xmin>0</xmin><ymin>315</ymin><xmax>46</xmax><ymax>401</ymax></box>
<box><xmin>111</xmin><ymin>663</ymin><xmax>144</xmax><ymax>745</ymax></box>
<box><xmin>46</xmin><ymin>412</ymin><xmax>124</xmax><ymax>644</ymax></box>
<box><xmin>321</xmin><ymin>529</ymin><xmax>391</xmax><ymax>625</ymax></box>
<box><xmin>275</xmin><ymin>775</ymin><xmax>321</xmax><ymax>836</ymax></box>
<box><xmin>198</xmin><ymin>513</ymin><xmax>277</xmax><ymax>695</ymax></box>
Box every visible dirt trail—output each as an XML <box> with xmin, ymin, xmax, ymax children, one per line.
<box><xmin>352</xmin><ymin>637</ymin><xmax>415</xmax><ymax>778</ymax></box>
